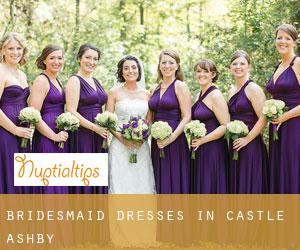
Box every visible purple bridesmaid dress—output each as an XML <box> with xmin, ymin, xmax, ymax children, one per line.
<box><xmin>32</xmin><ymin>73</ymin><xmax>69</xmax><ymax>194</ymax></box>
<box><xmin>228</xmin><ymin>80</ymin><xmax>268</xmax><ymax>194</ymax></box>
<box><xmin>191</xmin><ymin>85</ymin><xmax>228</xmax><ymax>193</ymax></box>
<box><xmin>266</xmin><ymin>56</ymin><xmax>300</xmax><ymax>193</ymax></box>
<box><xmin>149</xmin><ymin>79</ymin><xmax>190</xmax><ymax>194</ymax></box>
<box><xmin>70</xmin><ymin>75</ymin><xmax>108</xmax><ymax>194</ymax></box>
<box><xmin>0</xmin><ymin>85</ymin><xmax>31</xmax><ymax>193</ymax></box>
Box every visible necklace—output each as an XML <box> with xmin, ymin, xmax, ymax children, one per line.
<box><xmin>5</xmin><ymin>64</ymin><xmax>21</xmax><ymax>82</ymax></box>
<box><xmin>160</xmin><ymin>79</ymin><xmax>175</xmax><ymax>89</ymax></box>
<box><xmin>123</xmin><ymin>85</ymin><xmax>139</xmax><ymax>93</ymax></box>
<box><xmin>78</xmin><ymin>72</ymin><xmax>96</xmax><ymax>89</ymax></box>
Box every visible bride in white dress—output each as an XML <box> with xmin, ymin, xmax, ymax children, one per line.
<box><xmin>106</xmin><ymin>55</ymin><xmax>157</xmax><ymax>247</ymax></box>
<box><xmin>106</xmin><ymin>55</ymin><xmax>156</xmax><ymax>194</ymax></box>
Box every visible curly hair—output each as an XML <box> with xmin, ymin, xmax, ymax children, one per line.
<box><xmin>116</xmin><ymin>55</ymin><xmax>142</xmax><ymax>83</ymax></box>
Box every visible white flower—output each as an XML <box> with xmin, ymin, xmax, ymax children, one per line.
<box><xmin>263</xmin><ymin>99</ymin><xmax>286</xmax><ymax>121</ymax></box>
<box><xmin>184</xmin><ymin>120</ymin><xmax>207</xmax><ymax>138</ymax></box>
<box><xmin>56</xmin><ymin>112</ymin><xmax>80</xmax><ymax>132</ymax></box>
<box><xmin>19</xmin><ymin>107</ymin><xmax>41</xmax><ymax>124</ymax></box>
<box><xmin>95</xmin><ymin>111</ymin><xmax>118</xmax><ymax>130</ymax></box>
<box><xmin>226</xmin><ymin>120</ymin><xmax>249</xmax><ymax>135</ymax></box>
<box><xmin>151</xmin><ymin>121</ymin><xmax>172</xmax><ymax>140</ymax></box>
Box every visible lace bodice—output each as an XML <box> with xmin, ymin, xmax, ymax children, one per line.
<box><xmin>109</xmin><ymin>97</ymin><xmax>156</xmax><ymax>195</ymax></box>
<box><xmin>115</xmin><ymin>98</ymin><xmax>149</xmax><ymax>125</ymax></box>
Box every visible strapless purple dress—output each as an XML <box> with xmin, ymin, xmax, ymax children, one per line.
<box><xmin>0</xmin><ymin>85</ymin><xmax>31</xmax><ymax>193</ymax></box>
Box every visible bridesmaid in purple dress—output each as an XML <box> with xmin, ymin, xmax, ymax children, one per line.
<box><xmin>0</xmin><ymin>32</ymin><xmax>33</xmax><ymax>194</ymax></box>
<box><xmin>28</xmin><ymin>44</ymin><xmax>69</xmax><ymax>194</ymax></box>
<box><xmin>266</xmin><ymin>24</ymin><xmax>300</xmax><ymax>193</ymax></box>
<box><xmin>149</xmin><ymin>49</ymin><xmax>191</xmax><ymax>194</ymax></box>
<box><xmin>228</xmin><ymin>50</ymin><xmax>268</xmax><ymax>193</ymax></box>
<box><xmin>66</xmin><ymin>44</ymin><xmax>108</xmax><ymax>194</ymax></box>
<box><xmin>191</xmin><ymin>59</ymin><xmax>229</xmax><ymax>193</ymax></box>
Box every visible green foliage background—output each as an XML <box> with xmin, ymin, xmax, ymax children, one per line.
<box><xmin>1</xmin><ymin>0</ymin><xmax>299</xmax><ymax>99</ymax></box>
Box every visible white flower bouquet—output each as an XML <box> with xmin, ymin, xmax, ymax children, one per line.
<box><xmin>56</xmin><ymin>112</ymin><xmax>80</xmax><ymax>149</ymax></box>
<box><xmin>225</xmin><ymin>120</ymin><xmax>249</xmax><ymax>160</ymax></box>
<box><xmin>121</xmin><ymin>116</ymin><xmax>150</xmax><ymax>163</ymax></box>
<box><xmin>151</xmin><ymin>121</ymin><xmax>172</xmax><ymax>158</ymax></box>
<box><xmin>184</xmin><ymin>120</ymin><xmax>207</xmax><ymax>160</ymax></box>
<box><xmin>18</xmin><ymin>107</ymin><xmax>41</xmax><ymax>148</ymax></box>
<box><xmin>95</xmin><ymin>111</ymin><xmax>118</xmax><ymax>149</ymax></box>
<box><xmin>262</xmin><ymin>99</ymin><xmax>287</xmax><ymax>141</ymax></box>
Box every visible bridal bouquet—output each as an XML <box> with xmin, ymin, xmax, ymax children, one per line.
<box><xmin>121</xmin><ymin>116</ymin><xmax>150</xmax><ymax>163</ymax></box>
<box><xmin>225</xmin><ymin>120</ymin><xmax>249</xmax><ymax>160</ymax></box>
<box><xmin>184</xmin><ymin>120</ymin><xmax>207</xmax><ymax>160</ymax></box>
<box><xmin>18</xmin><ymin>107</ymin><xmax>41</xmax><ymax>148</ymax></box>
<box><xmin>262</xmin><ymin>99</ymin><xmax>287</xmax><ymax>141</ymax></box>
<box><xmin>56</xmin><ymin>112</ymin><xmax>80</xmax><ymax>149</ymax></box>
<box><xmin>95</xmin><ymin>111</ymin><xmax>118</xmax><ymax>149</ymax></box>
<box><xmin>151</xmin><ymin>121</ymin><xmax>172</xmax><ymax>158</ymax></box>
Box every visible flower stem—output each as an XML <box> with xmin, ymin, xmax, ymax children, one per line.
<box><xmin>20</xmin><ymin>138</ymin><xmax>28</xmax><ymax>148</ymax></box>
<box><xmin>102</xmin><ymin>139</ymin><xmax>108</xmax><ymax>150</ymax></box>
<box><xmin>233</xmin><ymin>150</ymin><xmax>238</xmax><ymax>160</ymax></box>
<box><xmin>160</xmin><ymin>148</ymin><xmax>165</xmax><ymax>158</ymax></box>
<box><xmin>58</xmin><ymin>142</ymin><xmax>64</xmax><ymax>149</ymax></box>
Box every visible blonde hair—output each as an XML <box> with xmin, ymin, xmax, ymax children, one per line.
<box><xmin>0</xmin><ymin>32</ymin><xmax>28</xmax><ymax>66</ymax></box>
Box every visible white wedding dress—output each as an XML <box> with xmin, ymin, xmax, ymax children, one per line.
<box><xmin>108</xmin><ymin>98</ymin><xmax>156</xmax><ymax>194</ymax></box>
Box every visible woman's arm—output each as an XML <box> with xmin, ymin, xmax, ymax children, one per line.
<box><xmin>28</xmin><ymin>75</ymin><xmax>68</xmax><ymax>142</ymax></box>
<box><xmin>145</xmin><ymin>91</ymin><xmax>153</xmax><ymax>123</ymax></box>
<box><xmin>272</xmin><ymin>59</ymin><xmax>300</xmax><ymax>124</ymax></box>
<box><xmin>66</xmin><ymin>75</ymin><xmax>107</xmax><ymax>139</ymax></box>
<box><xmin>157</xmin><ymin>81</ymin><xmax>192</xmax><ymax>149</ymax></box>
<box><xmin>191</xmin><ymin>90</ymin><xmax>230</xmax><ymax>149</ymax></box>
<box><xmin>233</xmin><ymin>82</ymin><xmax>266</xmax><ymax>151</ymax></box>
<box><xmin>0</xmin><ymin>69</ymin><xmax>32</xmax><ymax>138</ymax></box>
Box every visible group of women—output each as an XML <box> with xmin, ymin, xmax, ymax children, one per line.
<box><xmin>0</xmin><ymin>23</ymin><xmax>299</xmax><ymax>194</ymax></box>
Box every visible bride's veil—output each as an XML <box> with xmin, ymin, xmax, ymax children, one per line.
<box><xmin>112</xmin><ymin>55</ymin><xmax>146</xmax><ymax>90</ymax></box>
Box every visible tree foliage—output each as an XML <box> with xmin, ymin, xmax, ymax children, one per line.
<box><xmin>0</xmin><ymin>0</ymin><xmax>299</xmax><ymax>98</ymax></box>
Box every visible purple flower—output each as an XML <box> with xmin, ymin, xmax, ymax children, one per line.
<box><xmin>132</xmin><ymin>121</ymin><xmax>138</xmax><ymax>128</ymax></box>
<box><xmin>123</xmin><ymin>123</ymin><xmax>130</xmax><ymax>129</ymax></box>
<box><xmin>142</xmin><ymin>130</ymin><xmax>149</xmax><ymax>139</ymax></box>
<box><xmin>131</xmin><ymin>117</ymin><xmax>138</xmax><ymax>122</ymax></box>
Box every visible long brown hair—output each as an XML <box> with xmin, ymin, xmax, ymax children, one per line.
<box><xmin>156</xmin><ymin>49</ymin><xmax>184</xmax><ymax>83</ymax></box>
<box><xmin>36</xmin><ymin>44</ymin><xmax>64</xmax><ymax>70</ymax></box>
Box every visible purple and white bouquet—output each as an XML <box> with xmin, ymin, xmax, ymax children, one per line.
<box><xmin>184</xmin><ymin>120</ymin><xmax>207</xmax><ymax>160</ymax></box>
<box><xmin>121</xmin><ymin>116</ymin><xmax>150</xmax><ymax>163</ymax></box>
<box><xmin>150</xmin><ymin>121</ymin><xmax>172</xmax><ymax>158</ymax></box>
<box><xmin>56</xmin><ymin>112</ymin><xmax>80</xmax><ymax>149</ymax></box>
<box><xmin>225</xmin><ymin>120</ymin><xmax>249</xmax><ymax>160</ymax></box>
<box><xmin>18</xmin><ymin>107</ymin><xmax>41</xmax><ymax>148</ymax></box>
<box><xmin>262</xmin><ymin>99</ymin><xmax>287</xmax><ymax>141</ymax></box>
<box><xmin>95</xmin><ymin>111</ymin><xmax>118</xmax><ymax>149</ymax></box>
